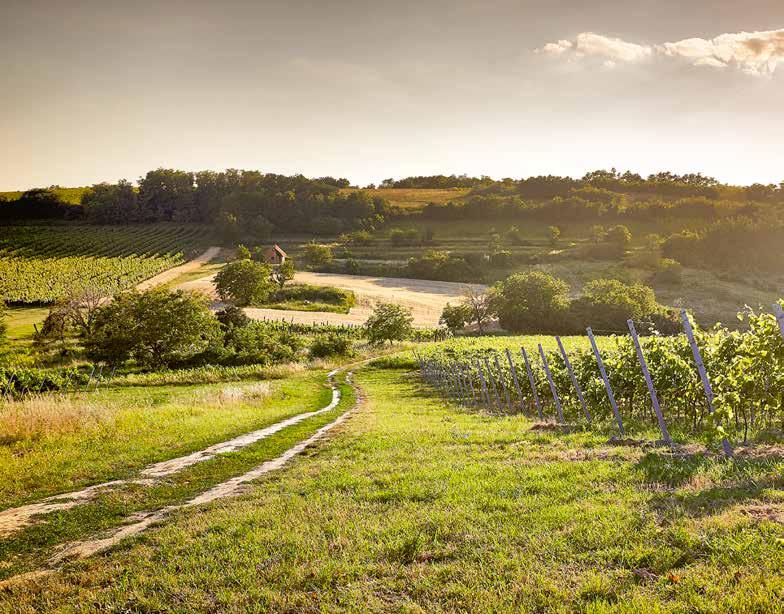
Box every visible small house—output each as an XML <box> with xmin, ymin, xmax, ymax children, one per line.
<box><xmin>262</xmin><ymin>244</ymin><xmax>287</xmax><ymax>265</ymax></box>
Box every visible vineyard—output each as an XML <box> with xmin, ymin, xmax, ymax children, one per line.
<box><xmin>417</xmin><ymin>305</ymin><xmax>784</xmax><ymax>447</ymax></box>
<box><xmin>0</xmin><ymin>224</ymin><xmax>211</xmax><ymax>304</ymax></box>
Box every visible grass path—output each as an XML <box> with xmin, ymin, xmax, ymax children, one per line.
<box><xmin>2</xmin><ymin>366</ymin><xmax>782</xmax><ymax>610</ymax></box>
<box><xmin>0</xmin><ymin>371</ymin><xmax>357</xmax><ymax>585</ymax></box>
<box><xmin>0</xmin><ymin>375</ymin><xmax>341</xmax><ymax>538</ymax></box>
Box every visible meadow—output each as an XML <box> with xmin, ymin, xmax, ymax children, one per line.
<box><xmin>3</xmin><ymin>365</ymin><xmax>781</xmax><ymax>611</ymax></box>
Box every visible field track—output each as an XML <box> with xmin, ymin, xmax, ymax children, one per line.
<box><xmin>0</xmin><ymin>369</ymin><xmax>345</xmax><ymax>540</ymax></box>
<box><xmin>180</xmin><ymin>270</ymin><xmax>485</xmax><ymax>327</ymax></box>
<box><xmin>136</xmin><ymin>246</ymin><xmax>222</xmax><ymax>291</ymax></box>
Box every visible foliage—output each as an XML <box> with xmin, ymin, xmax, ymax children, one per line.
<box><xmin>215</xmin><ymin>305</ymin><xmax>251</xmax><ymax>330</ymax></box>
<box><xmin>272</xmin><ymin>259</ymin><xmax>296</xmax><ymax>288</ymax></box>
<box><xmin>365</xmin><ymin>303</ymin><xmax>414</xmax><ymax>345</ymax></box>
<box><xmin>302</xmin><ymin>242</ymin><xmax>334</xmax><ymax>268</ymax></box>
<box><xmin>309</xmin><ymin>333</ymin><xmax>354</xmax><ymax>359</ymax></box>
<box><xmin>217</xmin><ymin>322</ymin><xmax>302</xmax><ymax>366</ymax></box>
<box><xmin>491</xmin><ymin>271</ymin><xmax>570</xmax><ymax>333</ymax></box>
<box><xmin>268</xmin><ymin>284</ymin><xmax>355</xmax><ymax>313</ymax></box>
<box><xmin>406</xmin><ymin>250</ymin><xmax>480</xmax><ymax>283</ymax></box>
<box><xmin>419</xmin><ymin>303</ymin><xmax>784</xmax><ymax>445</ymax></box>
<box><xmin>0</xmin><ymin>225</ymin><xmax>208</xmax><ymax>304</ymax></box>
<box><xmin>86</xmin><ymin>289</ymin><xmax>221</xmax><ymax>368</ymax></box>
<box><xmin>214</xmin><ymin>260</ymin><xmax>274</xmax><ymax>306</ymax></box>
<box><xmin>570</xmin><ymin>279</ymin><xmax>660</xmax><ymax>333</ymax></box>
<box><xmin>440</xmin><ymin>302</ymin><xmax>470</xmax><ymax>332</ymax></box>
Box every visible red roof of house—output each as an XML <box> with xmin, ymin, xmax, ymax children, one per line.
<box><xmin>265</xmin><ymin>244</ymin><xmax>287</xmax><ymax>257</ymax></box>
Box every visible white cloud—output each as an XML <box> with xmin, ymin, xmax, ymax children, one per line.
<box><xmin>537</xmin><ymin>28</ymin><xmax>784</xmax><ymax>76</ymax></box>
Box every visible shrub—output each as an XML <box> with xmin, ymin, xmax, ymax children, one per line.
<box><xmin>270</xmin><ymin>284</ymin><xmax>355</xmax><ymax>312</ymax></box>
<box><xmin>439</xmin><ymin>303</ymin><xmax>470</xmax><ymax>332</ymax></box>
<box><xmin>216</xmin><ymin>305</ymin><xmax>251</xmax><ymax>330</ymax></box>
<box><xmin>220</xmin><ymin>322</ymin><xmax>302</xmax><ymax>366</ymax></box>
<box><xmin>365</xmin><ymin>303</ymin><xmax>414</xmax><ymax>345</ymax></box>
<box><xmin>389</xmin><ymin>228</ymin><xmax>421</xmax><ymax>246</ymax></box>
<box><xmin>491</xmin><ymin>272</ymin><xmax>570</xmax><ymax>333</ymax></box>
<box><xmin>654</xmin><ymin>258</ymin><xmax>684</xmax><ymax>286</ymax></box>
<box><xmin>86</xmin><ymin>289</ymin><xmax>221</xmax><ymax>369</ymax></box>
<box><xmin>570</xmin><ymin>279</ymin><xmax>660</xmax><ymax>332</ymax></box>
<box><xmin>302</xmin><ymin>242</ymin><xmax>334</xmax><ymax>268</ymax></box>
<box><xmin>214</xmin><ymin>260</ymin><xmax>273</xmax><ymax>306</ymax></box>
<box><xmin>548</xmin><ymin>225</ymin><xmax>561</xmax><ymax>246</ymax></box>
<box><xmin>309</xmin><ymin>333</ymin><xmax>354</xmax><ymax>359</ymax></box>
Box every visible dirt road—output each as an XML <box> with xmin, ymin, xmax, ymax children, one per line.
<box><xmin>136</xmin><ymin>247</ymin><xmax>222</xmax><ymax>291</ymax></box>
<box><xmin>179</xmin><ymin>270</ymin><xmax>484</xmax><ymax>328</ymax></box>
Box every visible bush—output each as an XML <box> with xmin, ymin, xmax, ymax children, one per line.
<box><xmin>406</xmin><ymin>251</ymin><xmax>480</xmax><ymax>283</ymax></box>
<box><xmin>570</xmin><ymin>279</ymin><xmax>660</xmax><ymax>332</ymax></box>
<box><xmin>86</xmin><ymin>289</ymin><xmax>221</xmax><ymax>369</ymax></box>
<box><xmin>215</xmin><ymin>260</ymin><xmax>273</xmax><ymax>306</ymax></box>
<box><xmin>365</xmin><ymin>303</ymin><xmax>414</xmax><ymax>344</ymax></box>
<box><xmin>309</xmin><ymin>333</ymin><xmax>354</xmax><ymax>359</ymax></box>
<box><xmin>389</xmin><ymin>228</ymin><xmax>421</xmax><ymax>246</ymax></box>
<box><xmin>269</xmin><ymin>284</ymin><xmax>355</xmax><ymax>312</ymax></box>
<box><xmin>219</xmin><ymin>322</ymin><xmax>302</xmax><ymax>366</ymax></box>
<box><xmin>216</xmin><ymin>305</ymin><xmax>251</xmax><ymax>330</ymax></box>
<box><xmin>654</xmin><ymin>258</ymin><xmax>684</xmax><ymax>286</ymax></box>
<box><xmin>302</xmin><ymin>242</ymin><xmax>334</xmax><ymax>268</ymax></box>
<box><xmin>439</xmin><ymin>302</ymin><xmax>470</xmax><ymax>332</ymax></box>
<box><xmin>491</xmin><ymin>271</ymin><xmax>570</xmax><ymax>333</ymax></box>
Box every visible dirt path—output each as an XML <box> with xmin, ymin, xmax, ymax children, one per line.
<box><xmin>0</xmin><ymin>369</ymin><xmax>360</xmax><ymax>587</ymax></box>
<box><xmin>180</xmin><ymin>270</ymin><xmax>485</xmax><ymax>327</ymax></box>
<box><xmin>136</xmin><ymin>246</ymin><xmax>222</xmax><ymax>291</ymax></box>
<box><xmin>0</xmin><ymin>374</ymin><xmax>341</xmax><ymax>538</ymax></box>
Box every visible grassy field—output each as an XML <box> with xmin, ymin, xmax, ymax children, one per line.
<box><xmin>0</xmin><ymin>368</ymin><xmax>330</xmax><ymax>509</ymax></box>
<box><xmin>0</xmin><ymin>187</ymin><xmax>89</xmax><ymax>205</ymax></box>
<box><xmin>4</xmin><ymin>365</ymin><xmax>781</xmax><ymax>610</ymax></box>
<box><xmin>341</xmin><ymin>187</ymin><xmax>471</xmax><ymax>209</ymax></box>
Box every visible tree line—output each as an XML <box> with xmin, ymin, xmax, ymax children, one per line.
<box><xmin>0</xmin><ymin>170</ymin><xmax>386</xmax><ymax>236</ymax></box>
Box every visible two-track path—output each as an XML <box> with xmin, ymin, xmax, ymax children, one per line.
<box><xmin>0</xmin><ymin>368</ymin><xmax>352</xmax><ymax>542</ymax></box>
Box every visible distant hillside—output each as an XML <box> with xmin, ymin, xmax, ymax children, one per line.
<box><xmin>0</xmin><ymin>186</ymin><xmax>89</xmax><ymax>205</ymax></box>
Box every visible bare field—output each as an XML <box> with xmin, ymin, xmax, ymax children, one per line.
<box><xmin>179</xmin><ymin>271</ymin><xmax>484</xmax><ymax>327</ymax></box>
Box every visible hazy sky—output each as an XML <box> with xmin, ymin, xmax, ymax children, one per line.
<box><xmin>2</xmin><ymin>0</ymin><xmax>783</xmax><ymax>190</ymax></box>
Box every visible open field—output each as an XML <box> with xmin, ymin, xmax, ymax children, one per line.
<box><xmin>340</xmin><ymin>187</ymin><xmax>471</xmax><ymax>209</ymax></box>
<box><xmin>180</xmin><ymin>270</ymin><xmax>484</xmax><ymax>328</ymax></box>
<box><xmin>3</xmin><ymin>365</ymin><xmax>781</xmax><ymax>610</ymax></box>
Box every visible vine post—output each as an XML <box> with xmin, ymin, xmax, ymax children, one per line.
<box><xmin>627</xmin><ymin>320</ymin><xmax>673</xmax><ymax>447</ymax></box>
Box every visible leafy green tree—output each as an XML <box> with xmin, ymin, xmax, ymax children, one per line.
<box><xmin>214</xmin><ymin>260</ymin><xmax>273</xmax><ymax>306</ymax></box>
<box><xmin>82</xmin><ymin>180</ymin><xmax>139</xmax><ymax>223</ymax></box>
<box><xmin>491</xmin><ymin>272</ymin><xmax>570</xmax><ymax>333</ymax></box>
<box><xmin>605</xmin><ymin>225</ymin><xmax>632</xmax><ymax>250</ymax></box>
<box><xmin>272</xmin><ymin>259</ymin><xmax>296</xmax><ymax>289</ymax></box>
<box><xmin>570</xmin><ymin>278</ymin><xmax>659</xmax><ymax>332</ymax></box>
<box><xmin>235</xmin><ymin>244</ymin><xmax>252</xmax><ymax>261</ymax></box>
<box><xmin>137</xmin><ymin>168</ymin><xmax>195</xmax><ymax>222</ymax></box>
<box><xmin>86</xmin><ymin>289</ymin><xmax>220</xmax><ymax>368</ymax></box>
<box><xmin>365</xmin><ymin>303</ymin><xmax>414</xmax><ymax>345</ymax></box>
<box><xmin>216</xmin><ymin>305</ymin><xmax>251</xmax><ymax>330</ymax></box>
<box><xmin>589</xmin><ymin>225</ymin><xmax>606</xmax><ymax>244</ymax></box>
<box><xmin>302</xmin><ymin>242</ymin><xmax>333</xmax><ymax>268</ymax></box>
<box><xmin>440</xmin><ymin>303</ymin><xmax>470</xmax><ymax>333</ymax></box>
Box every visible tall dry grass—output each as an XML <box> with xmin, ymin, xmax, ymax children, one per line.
<box><xmin>0</xmin><ymin>394</ymin><xmax>106</xmax><ymax>445</ymax></box>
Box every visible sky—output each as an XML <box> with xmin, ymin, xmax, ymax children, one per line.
<box><xmin>1</xmin><ymin>0</ymin><xmax>783</xmax><ymax>190</ymax></box>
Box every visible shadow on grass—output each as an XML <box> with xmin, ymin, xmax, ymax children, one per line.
<box><xmin>636</xmin><ymin>450</ymin><xmax>783</xmax><ymax>520</ymax></box>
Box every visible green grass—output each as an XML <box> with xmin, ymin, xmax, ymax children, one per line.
<box><xmin>3</xmin><ymin>306</ymin><xmax>49</xmax><ymax>343</ymax></box>
<box><xmin>0</xmin><ymin>187</ymin><xmax>89</xmax><ymax>205</ymax></box>
<box><xmin>261</xmin><ymin>284</ymin><xmax>356</xmax><ymax>314</ymax></box>
<box><xmin>0</xmin><ymin>369</ymin><xmax>332</xmax><ymax>509</ymax></box>
<box><xmin>4</xmin><ymin>366</ymin><xmax>781</xmax><ymax>610</ymax></box>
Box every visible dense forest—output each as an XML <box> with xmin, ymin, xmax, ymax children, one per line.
<box><xmin>0</xmin><ymin>170</ymin><xmax>383</xmax><ymax>235</ymax></box>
